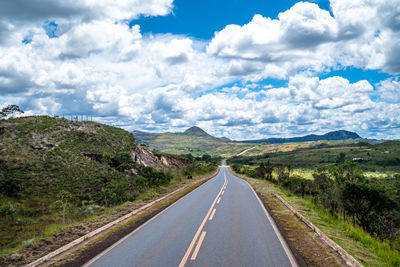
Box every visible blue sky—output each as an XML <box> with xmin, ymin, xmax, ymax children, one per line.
<box><xmin>133</xmin><ymin>0</ymin><xmax>330</xmax><ymax>39</ymax></box>
<box><xmin>0</xmin><ymin>0</ymin><xmax>399</xmax><ymax>140</ymax></box>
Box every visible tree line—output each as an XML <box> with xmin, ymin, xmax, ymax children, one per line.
<box><xmin>230</xmin><ymin>160</ymin><xmax>400</xmax><ymax>243</ymax></box>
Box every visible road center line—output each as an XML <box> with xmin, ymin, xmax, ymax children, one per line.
<box><xmin>209</xmin><ymin>208</ymin><xmax>216</xmax><ymax>221</ymax></box>
<box><xmin>190</xmin><ymin>231</ymin><xmax>207</xmax><ymax>260</ymax></box>
<box><xmin>217</xmin><ymin>197</ymin><xmax>221</xmax><ymax>204</ymax></box>
<box><xmin>178</xmin><ymin>175</ymin><xmax>227</xmax><ymax>267</ymax></box>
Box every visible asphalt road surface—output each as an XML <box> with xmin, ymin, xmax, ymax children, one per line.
<box><xmin>85</xmin><ymin>164</ymin><xmax>298</xmax><ymax>267</ymax></box>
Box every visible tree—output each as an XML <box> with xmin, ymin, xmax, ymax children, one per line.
<box><xmin>52</xmin><ymin>190</ymin><xmax>72</xmax><ymax>224</ymax></box>
<box><xmin>201</xmin><ymin>154</ymin><xmax>212</xmax><ymax>163</ymax></box>
<box><xmin>342</xmin><ymin>181</ymin><xmax>398</xmax><ymax>239</ymax></box>
<box><xmin>0</xmin><ymin>104</ymin><xmax>24</xmax><ymax>119</ymax></box>
<box><xmin>185</xmin><ymin>153</ymin><xmax>194</xmax><ymax>162</ymax></box>
<box><xmin>336</xmin><ymin>152</ymin><xmax>346</xmax><ymax>164</ymax></box>
<box><xmin>313</xmin><ymin>167</ymin><xmax>339</xmax><ymax>216</ymax></box>
<box><xmin>255</xmin><ymin>161</ymin><xmax>274</xmax><ymax>180</ymax></box>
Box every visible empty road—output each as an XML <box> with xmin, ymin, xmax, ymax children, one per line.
<box><xmin>85</xmin><ymin>164</ymin><xmax>297</xmax><ymax>267</ymax></box>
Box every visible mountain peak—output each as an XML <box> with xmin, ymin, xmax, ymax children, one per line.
<box><xmin>323</xmin><ymin>130</ymin><xmax>361</xmax><ymax>140</ymax></box>
<box><xmin>183</xmin><ymin>126</ymin><xmax>211</xmax><ymax>137</ymax></box>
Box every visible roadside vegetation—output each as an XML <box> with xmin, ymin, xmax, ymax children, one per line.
<box><xmin>228</xmin><ymin>146</ymin><xmax>400</xmax><ymax>266</ymax></box>
<box><xmin>230</xmin><ymin>141</ymin><xmax>400</xmax><ymax>173</ymax></box>
<box><xmin>0</xmin><ymin>115</ymin><xmax>219</xmax><ymax>259</ymax></box>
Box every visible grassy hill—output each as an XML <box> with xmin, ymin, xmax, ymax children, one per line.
<box><xmin>0</xmin><ymin>116</ymin><xmax>194</xmax><ymax>257</ymax></box>
<box><xmin>134</xmin><ymin>127</ymin><xmax>254</xmax><ymax>157</ymax></box>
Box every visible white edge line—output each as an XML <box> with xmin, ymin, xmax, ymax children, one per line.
<box><xmin>83</xmin><ymin>172</ymin><xmax>221</xmax><ymax>267</ymax></box>
<box><xmin>243</xmin><ymin>178</ymin><xmax>299</xmax><ymax>267</ymax></box>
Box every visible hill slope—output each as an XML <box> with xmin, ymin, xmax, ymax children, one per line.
<box><xmin>241</xmin><ymin>130</ymin><xmax>361</xmax><ymax>143</ymax></box>
<box><xmin>134</xmin><ymin>127</ymin><xmax>249</xmax><ymax>157</ymax></box>
<box><xmin>0</xmin><ymin>116</ymin><xmax>187</xmax><ymax>255</ymax></box>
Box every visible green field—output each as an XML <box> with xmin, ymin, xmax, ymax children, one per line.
<box><xmin>229</xmin><ymin>140</ymin><xmax>400</xmax><ymax>173</ymax></box>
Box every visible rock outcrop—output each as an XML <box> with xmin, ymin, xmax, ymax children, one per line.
<box><xmin>130</xmin><ymin>145</ymin><xmax>189</xmax><ymax>171</ymax></box>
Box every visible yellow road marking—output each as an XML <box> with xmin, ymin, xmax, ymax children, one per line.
<box><xmin>178</xmin><ymin>175</ymin><xmax>227</xmax><ymax>267</ymax></box>
<box><xmin>209</xmin><ymin>208</ymin><xmax>216</xmax><ymax>221</ymax></box>
<box><xmin>221</xmin><ymin>190</ymin><xmax>224</xmax><ymax>195</ymax></box>
<box><xmin>191</xmin><ymin>231</ymin><xmax>207</xmax><ymax>260</ymax></box>
<box><xmin>217</xmin><ymin>197</ymin><xmax>221</xmax><ymax>204</ymax></box>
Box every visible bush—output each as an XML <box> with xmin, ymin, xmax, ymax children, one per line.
<box><xmin>111</xmin><ymin>152</ymin><xmax>135</xmax><ymax>170</ymax></box>
<box><xmin>138</xmin><ymin>166</ymin><xmax>172</xmax><ymax>186</ymax></box>
<box><xmin>0</xmin><ymin>174</ymin><xmax>21</xmax><ymax>197</ymax></box>
<box><xmin>0</xmin><ymin>203</ymin><xmax>17</xmax><ymax>219</ymax></box>
<box><xmin>133</xmin><ymin>176</ymin><xmax>148</xmax><ymax>192</ymax></box>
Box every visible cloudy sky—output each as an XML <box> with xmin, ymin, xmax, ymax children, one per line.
<box><xmin>0</xmin><ymin>0</ymin><xmax>399</xmax><ymax>140</ymax></box>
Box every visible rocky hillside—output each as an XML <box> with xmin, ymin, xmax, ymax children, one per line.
<box><xmin>0</xmin><ymin>116</ymin><xmax>188</xmax><ymax>254</ymax></box>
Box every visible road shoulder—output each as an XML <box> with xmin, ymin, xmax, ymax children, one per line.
<box><xmin>239</xmin><ymin>175</ymin><xmax>347</xmax><ymax>267</ymax></box>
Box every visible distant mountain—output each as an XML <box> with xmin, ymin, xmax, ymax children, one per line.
<box><xmin>133</xmin><ymin>127</ymin><xmax>241</xmax><ymax>156</ymax></box>
<box><xmin>183</xmin><ymin>126</ymin><xmax>231</xmax><ymax>142</ymax></box>
<box><xmin>183</xmin><ymin>126</ymin><xmax>213</xmax><ymax>138</ymax></box>
<box><xmin>240</xmin><ymin>130</ymin><xmax>361</xmax><ymax>144</ymax></box>
<box><xmin>133</xmin><ymin>128</ymin><xmax>363</xmax><ymax>156</ymax></box>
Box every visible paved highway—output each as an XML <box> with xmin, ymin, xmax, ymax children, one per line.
<box><xmin>85</xmin><ymin>164</ymin><xmax>297</xmax><ymax>267</ymax></box>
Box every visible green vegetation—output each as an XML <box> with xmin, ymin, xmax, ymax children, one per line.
<box><xmin>229</xmin><ymin>155</ymin><xmax>400</xmax><ymax>266</ymax></box>
<box><xmin>0</xmin><ymin>104</ymin><xmax>24</xmax><ymax>119</ymax></box>
<box><xmin>244</xmin><ymin>176</ymin><xmax>399</xmax><ymax>266</ymax></box>
<box><xmin>230</xmin><ymin>140</ymin><xmax>400</xmax><ymax>173</ymax></box>
<box><xmin>134</xmin><ymin>127</ymin><xmax>376</xmax><ymax>158</ymax></box>
<box><xmin>183</xmin><ymin>153</ymin><xmax>222</xmax><ymax>177</ymax></box>
<box><xmin>0</xmin><ymin>116</ymin><xmax>217</xmax><ymax>258</ymax></box>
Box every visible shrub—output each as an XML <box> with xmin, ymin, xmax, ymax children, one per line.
<box><xmin>0</xmin><ymin>175</ymin><xmax>21</xmax><ymax>197</ymax></box>
<box><xmin>133</xmin><ymin>176</ymin><xmax>148</xmax><ymax>192</ymax></box>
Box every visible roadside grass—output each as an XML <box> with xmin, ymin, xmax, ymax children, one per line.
<box><xmin>57</xmin><ymin>171</ymin><xmax>218</xmax><ymax>266</ymax></box>
<box><xmin>230</xmin><ymin>166</ymin><xmax>400</xmax><ymax>267</ymax></box>
<box><xmin>267</xmin><ymin>180</ymin><xmax>400</xmax><ymax>266</ymax></box>
<box><xmin>0</xmin><ymin>168</ymin><xmax>218</xmax><ymax>263</ymax></box>
<box><xmin>244</xmin><ymin>179</ymin><xmax>342</xmax><ymax>266</ymax></box>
